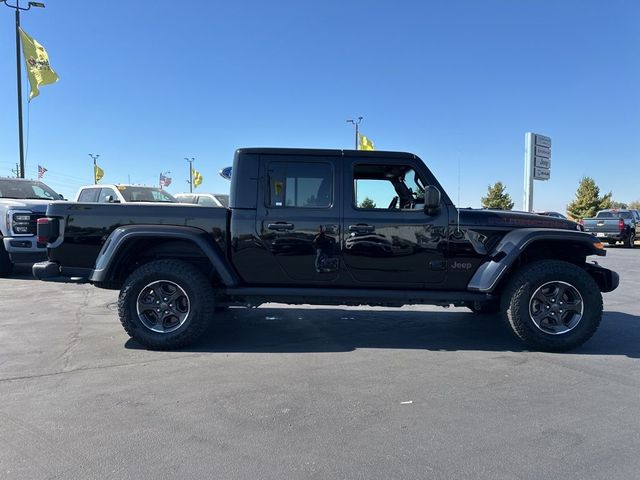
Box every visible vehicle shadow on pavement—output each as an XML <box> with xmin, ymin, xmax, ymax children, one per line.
<box><xmin>124</xmin><ymin>308</ymin><xmax>640</xmax><ymax>358</ymax></box>
<box><xmin>6</xmin><ymin>264</ymin><xmax>37</xmax><ymax>280</ymax></box>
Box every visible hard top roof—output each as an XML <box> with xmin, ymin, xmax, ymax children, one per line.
<box><xmin>235</xmin><ymin>147</ymin><xmax>417</xmax><ymax>160</ymax></box>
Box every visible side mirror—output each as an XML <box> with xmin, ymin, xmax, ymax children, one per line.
<box><xmin>106</xmin><ymin>195</ymin><xmax>120</xmax><ymax>204</ymax></box>
<box><xmin>423</xmin><ymin>186</ymin><xmax>441</xmax><ymax>215</ymax></box>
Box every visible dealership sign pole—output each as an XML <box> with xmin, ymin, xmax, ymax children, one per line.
<box><xmin>523</xmin><ymin>132</ymin><xmax>551</xmax><ymax>212</ymax></box>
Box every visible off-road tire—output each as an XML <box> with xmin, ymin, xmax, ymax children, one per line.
<box><xmin>501</xmin><ymin>260</ymin><xmax>602</xmax><ymax>352</ymax></box>
<box><xmin>466</xmin><ymin>300</ymin><xmax>500</xmax><ymax>314</ymax></box>
<box><xmin>624</xmin><ymin>231</ymin><xmax>635</xmax><ymax>248</ymax></box>
<box><xmin>118</xmin><ymin>259</ymin><xmax>215</xmax><ymax>350</ymax></box>
<box><xmin>0</xmin><ymin>243</ymin><xmax>13</xmax><ymax>277</ymax></box>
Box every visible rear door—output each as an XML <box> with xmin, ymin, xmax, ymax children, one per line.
<box><xmin>256</xmin><ymin>155</ymin><xmax>341</xmax><ymax>284</ymax></box>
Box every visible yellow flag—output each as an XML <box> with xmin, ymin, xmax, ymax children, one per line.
<box><xmin>19</xmin><ymin>28</ymin><xmax>59</xmax><ymax>101</ymax></box>
<box><xmin>94</xmin><ymin>165</ymin><xmax>104</xmax><ymax>183</ymax></box>
<box><xmin>358</xmin><ymin>134</ymin><xmax>375</xmax><ymax>151</ymax></box>
<box><xmin>192</xmin><ymin>168</ymin><xmax>203</xmax><ymax>188</ymax></box>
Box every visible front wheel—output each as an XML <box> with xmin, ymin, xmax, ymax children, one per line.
<box><xmin>501</xmin><ymin>260</ymin><xmax>602</xmax><ymax>352</ymax></box>
<box><xmin>0</xmin><ymin>243</ymin><xmax>13</xmax><ymax>277</ymax></box>
<box><xmin>118</xmin><ymin>259</ymin><xmax>216</xmax><ymax>350</ymax></box>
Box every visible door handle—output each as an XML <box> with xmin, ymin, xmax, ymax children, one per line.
<box><xmin>267</xmin><ymin>222</ymin><xmax>294</xmax><ymax>231</ymax></box>
<box><xmin>348</xmin><ymin>224</ymin><xmax>375</xmax><ymax>234</ymax></box>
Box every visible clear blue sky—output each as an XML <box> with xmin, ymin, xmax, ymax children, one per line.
<box><xmin>0</xmin><ymin>0</ymin><xmax>638</xmax><ymax>210</ymax></box>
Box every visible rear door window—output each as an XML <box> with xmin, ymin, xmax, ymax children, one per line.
<box><xmin>78</xmin><ymin>188</ymin><xmax>100</xmax><ymax>202</ymax></box>
<box><xmin>197</xmin><ymin>196</ymin><xmax>218</xmax><ymax>206</ymax></box>
<box><xmin>98</xmin><ymin>188</ymin><xmax>118</xmax><ymax>203</ymax></box>
<box><xmin>267</xmin><ymin>162</ymin><xmax>333</xmax><ymax>208</ymax></box>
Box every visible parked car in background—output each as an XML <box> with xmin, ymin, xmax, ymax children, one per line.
<box><xmin>0</xmin><ymin>177</ymin><xmax>64</xmax><ymax>276</ymax></box>
<box><xmin>175</xmin><ymin>193</ymin><xmax>229</xmax><ymax>207</ymax></box>
<box><xmin>582</xmin><ymin>209</ymin><xmax>640</xmax><ymax>248</ymax></box>
<box><xmin>75</xmin><ymin>185</ymin><xmax>177</xmax><ymax>204</ymax></box>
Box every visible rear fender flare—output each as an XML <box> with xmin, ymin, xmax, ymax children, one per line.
<box><xmin>88</xmin><ymin>225</ymin><xmax>239</xmax><ymax>286</ymax></box>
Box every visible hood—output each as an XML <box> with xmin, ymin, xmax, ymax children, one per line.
<box><xmin>459</xmin><ymin>209</ymin><xmax>579</xmax><ymax>230</ymax></box>
<box><xmin>0</xmin><ymin>198</ymin><xmax>54</xmax><ymax>212</ymax></box>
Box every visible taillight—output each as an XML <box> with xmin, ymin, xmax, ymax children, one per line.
<box><xmin>619</xmin><ymin>219</ymin><xmax>625</xmax><ymax>231</ymax></box>
<box><xmin>37</xmin><ymin>217</ymin><xmax>57</xmax><ymax>244</ymax></box>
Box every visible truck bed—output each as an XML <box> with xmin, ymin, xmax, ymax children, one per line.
<box><xmin>45</xmin><ymin>201</ymin><xmax>229</xmax><ymax>269</ymax></box>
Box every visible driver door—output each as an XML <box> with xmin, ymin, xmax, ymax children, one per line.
<box><xmin>341</xmin><ymin>158</ymin><xmax>448</xmax><ymax>288</ymax></box>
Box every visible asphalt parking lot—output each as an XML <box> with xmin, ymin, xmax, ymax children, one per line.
<box><xmin>1</xmin><ymin>247</ymin><xmax>639</xmax><ymax>480</ymax></box>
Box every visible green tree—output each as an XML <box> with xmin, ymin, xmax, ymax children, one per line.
<box><xmin>566</xmin><ymin>177</ymin><xmax>612</xmax><ymax>220</ymax></box>
<box><xmin>629</xmin><ymin>200</ymin><xmax>640</xmax><ymax>210</ymax></box>
<box><xmin>481</xmin><ymin>182</ymin><xmax>514</xmax><ymax>210</ymax></box>
<box><xmin>359</xmin><ymin>197</ymin><xmax>376</xmax><ymax>209</ymax></box>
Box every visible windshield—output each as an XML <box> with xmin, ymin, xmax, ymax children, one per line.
<box><xmin>0</xmin><ymin>179</ymin><xmax>60</xmax><ymax>200</ymax></box>
<box><xmin>117</xmin><ymin>186</ymin><xmax>177</xmax><ymax>203</ymax></box>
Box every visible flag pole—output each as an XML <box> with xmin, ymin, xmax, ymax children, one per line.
<box><xmin>14</xmin><ymin>3</ymin><xmax>25</xmax><ymax>178</ymax></box>
<box><xmin>3</xmin><ymin>0</ymin><xmax>46</xmax><ymax>178</ymax></box>
<box><xmin>89</xmin><ymin>153</ymin><xmax>99</xmax><ymax>184</ymax></box>
<box><xmin>185</xmin><ymin>157</ymin><xmax>194</xmax><ymax>193</ymax></box>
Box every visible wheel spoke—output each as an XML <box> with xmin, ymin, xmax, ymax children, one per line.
<box><xmin>532</xmin><ymin>309</ymin><xmax>548</xmax><ymax>324</ymax></box>
<box><xmin>554</xmin><ymin>284</ymin><xmax>568</xmax><ymax>302</ymax></box>
<box><xmin>563</xmin><ymin>300</ymin><xmax>582</xmax><ymax>314</ymax></box>
<box><xmin>532</xmin><ymin>291</ymin><xmax>549</xmax><ymax>305</ymax></box>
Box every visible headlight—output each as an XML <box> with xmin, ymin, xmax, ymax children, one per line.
<box><xmin>9</xmin><ymin>211</ymin><xmax>34</xmax><ymax>235</ymax></box>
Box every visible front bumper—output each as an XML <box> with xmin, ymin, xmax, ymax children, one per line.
<box><xmin>584</xmin><ymin>262</ymin><xmax>620</xmax><ymax>293</ymax></box>
<box><xmin>3</xmin><ymin>237</ymin><xmax>47</xmax><ymax>264</ymax></box>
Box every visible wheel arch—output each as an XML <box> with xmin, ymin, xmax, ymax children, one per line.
<box><xmin>89</xmin><ymin>225</ymin><xmax>239</xmax><ymax>289</ymax></box>
<box><xmin>467</xmin><ymin>229</ymin><xmax>608</xmax><ymax>294</ymax></box>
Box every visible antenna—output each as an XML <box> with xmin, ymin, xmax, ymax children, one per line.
<box><xmin>456</xmin><ymin>155</ymin><xmax>461</xmax><ymax>232</ymax></box>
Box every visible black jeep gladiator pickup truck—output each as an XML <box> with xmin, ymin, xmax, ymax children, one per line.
<box><xmin>34</xmin><ymin>148</ymin><xmax>619</xmax><ymax>351</ymax></box>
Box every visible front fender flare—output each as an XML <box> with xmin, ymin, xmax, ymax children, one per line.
<box><xmin>89</xmin><ymin>225</ymin><xmax>239</xmax><ymax>286</ymax></box>
<box><xmin>467</xmin><ymin>228</ymin><xmax>605</xmax><ymax>293</ymax></box>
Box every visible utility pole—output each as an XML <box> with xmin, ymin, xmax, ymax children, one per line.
<box><xmin>346</xmin><ymin>116</ymin><xmax>363</xmax><ymax>150</ymax></box>
<box><xmin>185</xmin><ymin>157</ymin><xmax>194</xmax><ymax>193</ymax></box>
<box><xmin>2</xmin><ymin>0</ymin><xmax>46</xmax><ymax>178</ymax></box>
<box><xmin>89</xmin><ymin>153</ymin><xmax>99</xmax><ymax>184</ymax></box>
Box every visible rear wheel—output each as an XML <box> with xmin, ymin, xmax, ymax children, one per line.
<box><xmin>501</xmin><ymin>260</ymin><xmax>602</xmax><ymax>352</ymax></box>
<box><xmin>624</xmin><ymin>231</ymin><xmax>635</xmax><ymax>248</ymax></box>
<box><xmin>118</xmin><ymin>259</ymin><xmax>216</xmax><ymax>350</ymax></box>
<box><xmin>0</xmin><ymin>243</ymin><xmax>13</xmax><ymax>277</ymax></box>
